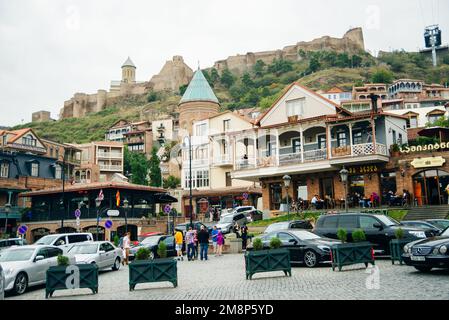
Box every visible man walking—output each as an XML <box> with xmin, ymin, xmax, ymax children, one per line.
<box><xmin>198</xmin><ymin>225</ymin><xmax>210</xmax><ymax>261</ymax></box>
<box><xmin>240</xmin><ymin>223</ymin><xmax>248</xmax><ymax>251</ymax></box>
<box><xmin>175</xmin><ymin>229</ymin><xmax>184</xmax><ymax>261</ymax></box>
<box><xmin>122</xmin><ymin>232</ymin><xmax>131</xmax><ymax>265</ymax></box>
<box><xmin>185</xmin><ymin>227</ymin><xmax>195</xmax><ymax>261</ymax></box>
<box><xmin>211</xmin><ymin>226</ymin><xmax>218</xmax><ymax>255</ymax></box>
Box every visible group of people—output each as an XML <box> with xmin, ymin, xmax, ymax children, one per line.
<box><xmin>174</xmin><ymin>225</ymin><xmax>226</xmax><ymax>262</ymax></box>
<box><xmin>383</xmin><ymin>189</ymin><xmax>411</xmax><ymax>207</ymax></box>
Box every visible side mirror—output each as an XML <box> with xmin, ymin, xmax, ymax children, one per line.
<box><xmin>35</xmin><ymin>255</ymin><xmax>45</xmax><ymax>262</ymax></box>
<box><xmin>289</xmin><ymin>239</ymin><xmax>297</xmax><ymax>245</ymax></box>
<box><xmin>373</xmin><ymin>223</ymin><xmax>383</xmax><ymax>229</ymax></box>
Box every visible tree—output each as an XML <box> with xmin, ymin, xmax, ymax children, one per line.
<box><xmin>146</xmin><ymin>92</ymin><xmax>159</xmax><ymax>102</ymax></box>
<box><xmin>202</xmin><ymin>69</ymin><xmax>214</xmax><ymax>87</ymax></box>
<box><xmin>210</xmin><ymin>68</ymin><xmax>220</xmax><ymax>84</ymax></box>
<box><xmin>267</xmin><ymin>58</ymin><xmax>293</xmax><ymax>76</ymax></box>
<box><xmin>371</xmin><ymin>68</ymin><xmax>394</xmax><ymax>84</ymax></box>
<box><xmin>220</xmin><ymin>69</ymin><xmax>235</xmax><ymax>88</ymax></box>
<box><xmin>163</xmin><ymin>175</ymin><xmax>181</xmax><ymax>189</ymax></box>
<box><xmin>241</xmin><ymin>72</ymin><xmax>254</xmax><ymax>88</ymax></box>
<box><xmin>308</xmin><ymin>56</ymin><xmax>321</xmax><ymax>73</ymax></box>
<box><xmin>252</xmin><ymin>60</ymin><xmax>266</xmax><ymax>77</ymax></box>
<box><xmin>351</xmin><ymin>55</ymin><xmax>363</xmax><ymax>68</ymax></box>
<box><xmin>179</xmin><ymin>84</ymin><xmax>188</xmax><ymax>96</ymax></box>
<box><xmin>124</xmin><ymin>148</ymin><xmax>149</xmax><ymax>186</ymax></box>
<box><xmin>149</xmin><ymin>147</ymin><xmax>162</xmax><ymax>187</ymax></box>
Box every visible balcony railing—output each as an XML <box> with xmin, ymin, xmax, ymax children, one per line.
<box><xmin>304</xmin><ymin>149</ymin><xmax>327</xmax><ymax>162</ymax></box>
<box><xmin>212</xmin><ymin>154</ymin><xmax>233</xmax><ymax>166</ymax></box>
<box><xmin>99</xmin><ymin>164</ymin><xmax>122</xmax><ymax>171</ymax></box>
<box><xmin>235</xmin><ymin>157</ymin><xmax>256</xmax><ymax>170</ymax></box>
<box><xmin>331</xmin><ymin>143</ymin><xmax>388</xmax><ymax>158</ymax></box>
<box><xmin>98</xmin><ymin>152</ymin><xmax>123</xmax><ymax>159</ymax></box>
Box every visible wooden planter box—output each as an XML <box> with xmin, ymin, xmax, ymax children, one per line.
<box><xmin>331</xmin><ymin>242</ymin><xmax>375</xmax><ymax>271</ymax></box>
<box><xmin>389</xmin><ymin>239</ymin><xmax>410</xmax><ymax>265</ymax></box>
<box><xmin>45</xmin><ymin>264</ymin><xmax>98</xmax><ymax>298</ymax></box>
<box><xmin>129</xmin><ymin>258</ymin><xmax>177</xmax><ymax>291</ymax></box>
<box><xmin>245</xmin><ymin>248</ymin><xmax>291</xmax><ymax>280</ymax></box>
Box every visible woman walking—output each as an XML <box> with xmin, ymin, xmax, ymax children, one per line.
<box><xmin>216</xmin><ymin>230</ymin><xmax>224</xmax><ymax>256</ymax></box>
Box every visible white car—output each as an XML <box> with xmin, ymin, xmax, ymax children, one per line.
<box><xmin>35</xmin><ymin>233</ymin><xmax>94</xmax><ymax>253</ymax></box>
<box><xmin>67</xmin><ymin>241</ymin><xmax>123</xmax><ymax>271</ymax></box>
<box><xmin>0</xmin><ymin>245</ymin><xmax>74</xmax><ymax>295</ymax></box>
<box><xmin>0</xmin><ymin>264</ymin><xmax>4</xmax><ymax>300</ymax></box>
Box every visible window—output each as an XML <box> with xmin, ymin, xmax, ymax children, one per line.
<box><xmin>54</xmin><ymin>236</ymin><xmax>67</xmax><ymax>246</ymax></box>
<box><xmin>392</xmin><ymin>130</ymin><xmax>397</xmax><ymax>144</ymax></box>
<box><xmin>223</xmin><ymin>119</ymin><xmax>230</xmax><ymax>132</ymax></box>
<box><xmin>321</xmin><ymin>216</ymin><xmax>338</xmax><ymax>228</ymax></box>
<box><xmin>22</xmin><ymin>134</ymin><xmax>37</xmax><ymax>146</ymax></box>
<box><xmin>338</xmin><ymin>215</ymin><xmax>358</xmax><ymax>229</ymax></box>
<box><xmin>31</xmin><ymin>162</ymin><xmax>39</xmax><ymax>177</ymax></box>
<box><xmin>407</xmin><ymin>117</ymin><xmax>418</xmax><ymax>128</ymax></box>
<box><xmin>225</xmin><ymin>172</ymin><xmax>232</xmax><ymax>187</ymax></box>
<box><xmin>337</xmin><ymin>132</ymin><xmax>348</xmax><ymax>147</ymax></box>
<box><xmin>195</xmin><ymin>123</ymin><xmax>207</xmax><ymax>136</ymax></box>
<box><xmin>0</xmin><ymin>162</ymin><xmax>9</xmax><ymax>178</ymax></box>
<box><xmin>277</xmin><ymin>232</ymin><xmax>295</xmax><ymax>243</ymax></box>
<box><xmin>398</xmin><ymin>133</ymin><xmax>403</xmax><ymax>145</ymax></box>
<box><xmin>55</xmin><ymin>165</ymin><xmax>62</xmax><ymax>179</ymax></box>
<box><xmin>353</xmin><ymin>131</ymin><xmax>362</xmax><ymax>145</ymax></box>
<box><xmin>49</xmin><ymin>147</ymin><xmax>53</xmax><ymax>158</ymax></box>
<box><xmin>428</xmin><ymin>114</ymin><xmax>443</xmax><ymax>124</ymax></box>
<box><xmin>286</xmin><ymin>98</ymin><xmax>305</xmax><ymax>117</ymax></box>
<box><xmin>68</xmin><ymin>234</ymin><xmax>89</xmax><ymax>244</ymax></box>
<box><xmin>292</xmin><ymin>138</ymin><xmax>301</xmax><ymax>153</ymax></box>
<box><xmin>359</xmin><ymin>216</ymin><xmax>380</xmax><ymax>229</ymax></box>
<box><xmin>318</xmin><ymin>135</ymin><xmax>326</xmax><ymax>150</ymax></box>
<box><xmin>55</xmin><ymin>148</ymin><xmax>59</xmax><ymax>159</ymax></box>
<box><xmin>47</xmin><ymin>247</ymin><xmax>63</xmax><ymax>258</ymax></box>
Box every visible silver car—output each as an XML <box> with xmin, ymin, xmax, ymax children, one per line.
<box><xmin>0</xmin><ymin>264</ymin><xmax>4</xmax><ymax>300</ymax></box>
<box><xmin>67</xmin><ymin>241</ymin><xmax>123</xmax><ymax>271</ymax></box>
<box><xmin>0</xmin><ymin>245</ymin><xmax>68</xmax><ymax>295</ymax></box>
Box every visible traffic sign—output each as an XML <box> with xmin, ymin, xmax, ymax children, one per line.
<box><xmin>104</xmin><ymin>220</ymin><xmax>113</xmax><ymax>229</ymax></box>
<box><xmin>18</xmin><ymin>225</ymin><xmax>28</xmax><ymax>235</ymax></box>
<box><xmin>243</xmin><ymin>192</ymin><xmax>249</xmax><ymax>200</ymax></box>
<box><xmin>107</xmin><ymin>210</ymin><xmax>120</xmax><ymax>217</ymax></box>
<box><xmin>164</xmin><ymin>204</ymin><xmax>171</xmax><ymax>214</ymax></box>
<box><xmin>74</xmin><ymin>209</ymin><xmax>81</xmax><ymax>218</ymax></box>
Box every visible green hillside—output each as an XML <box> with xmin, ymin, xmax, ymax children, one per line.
<box><xmin>12</xmin><ymin>50</ymin><xmax>449</xmax><ymax>144</ymax></box>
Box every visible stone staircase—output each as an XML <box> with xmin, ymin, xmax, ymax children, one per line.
<box><xmin>402</xmin><ymin>206</ymin><xmax>449</xmax><ymax>221</ymax></box>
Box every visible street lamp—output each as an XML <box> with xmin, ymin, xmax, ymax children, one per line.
<box><xmin>4</xmin><ymin>203</ymin><xmax>11</xmax><ymax>237</ymax></box>
<box><xmin>339</xmin><ymin>166</ymin><xmax>349</xmax><ymax>213</ymax></box>
<box><xmin>183</xmin><ymin>135</ymin><xmax>193</xmax><ymax>228</ymax></box>
<box><xmin>95</xmin><ymin>197</ymin><xmax>102</xmax><ymax>241</ymax></box>
<box><xmin>283</xmin><ymin>175</ymin><xmax>292</xmax><ymax>221</ymax></box>
<box><xmin>123</xmin><ymin>199</ymin><xmax>129</xmax><ymax>234</ymax></box>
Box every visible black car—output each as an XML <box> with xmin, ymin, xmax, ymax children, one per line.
<box><xmin>175</xmin><ymin>222</ymin><xmax>212</xmax><ymax>235</ymax></box>
<box><xmin>264</xmin><ymin>220</ymin><xmax>313</xmax><ymax>234</ymax></box>
<box><xmin>254</xmin><ymin>230</ymin><xmax>340</xmax><ymax>267</ymax></box>
<box><xmin>402</xmin><ymin>227</ymin><xmax>449</xmax><ymax>272</ymax></box>
<box><xmin>314</xmin><ymin>213</ymin><xmax>430</xmax><ymax>254</ymax></box>
<box><xmin>400</xmin><ymin>221</ymin><xmax>442</xmax><ymax>237</ymax></box>
<box><xmin>129</xmin><ymin>235</ymin><xmax>176</xmax><ymax>260</ymax></box>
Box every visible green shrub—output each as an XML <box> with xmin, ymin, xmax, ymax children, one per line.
<box><xmin>252</xmin><ymin>238</ymin><xmax>263</xmax><ymax>251</ymax></box>
<box><xmin>395</xmin><ymin>228</ymin><xmax>404</xmax><ymax>239</ymax></box>
<box><xmin>352</xmin><ymin>229</ymin><xmax>366</xmax><ymax>242</ymax></box>
<box><xmin>113</xmin><ymin>235</ymin><xmax>120</xmax><ymax>247</ymax></box>
<box><xmin>269</xmin><ymin>237</ymin><xmax>282</xmax><ymax>249</ymax></box>
<box><xmin>57</xmin><ymin>255</ymin><xmax>69</xmax><ymax>266</ymax></box>
<box><xmin>135</xmin><ymin>247</ymin><xmax>151</xmax><ymax>260</ymax></box>
<box><xmin>337</xmin><ymin>228</ymin><xmax>347</xmax><ymax>243</ymax></box>
<box><xmin>157</xmin><ymin>242</ymin><xmax>167</xmax><ymax>258</ymax></box>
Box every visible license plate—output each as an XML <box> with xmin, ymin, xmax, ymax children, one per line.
<box><xmin>411</xmin><ymin>255</ymin><xmax>425</xmax><ymax>262</ymax></box>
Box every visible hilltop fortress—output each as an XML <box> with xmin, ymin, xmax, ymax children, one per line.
<box><xmin>32</xmin><ymin>28</ymin><xmax>365</xmax><ymax>121</ymax></box>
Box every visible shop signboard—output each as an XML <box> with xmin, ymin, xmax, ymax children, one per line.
<box><xmin>411</xmin><ymin>156</ymin><xmax>446</xmax><ymax>169</ymax></box>
<box><xmin>348</xmin><ymin>165</ymin><xmax>380</xmax><ymax>175</ymax></box>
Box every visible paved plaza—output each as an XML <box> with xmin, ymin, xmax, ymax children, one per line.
<box><xmin>6</xmin><ymin>253</ymin><xmax>449</xmax><ymax>300</ymax></box>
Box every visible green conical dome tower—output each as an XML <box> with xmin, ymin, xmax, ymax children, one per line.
<box><xmin>180</xmin><ymin>69</ymin><xmax>219</xmax><ymax>104</ymax></box>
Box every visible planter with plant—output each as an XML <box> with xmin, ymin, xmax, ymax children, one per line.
<box><xmin>244</xmin><ymin>237</ymin><xmax>291</xmax><ymax>280</ymax></box>
<box><xmin>390</xmin><ymin>144</ymin><xmax>401</xmax><ymax>157</ymax></box>
<box><xmin>331</xmin><ymin>229</ymin><xmax>375</xmax><ymax>271</ymax></box>
<box><xmin>389</xmin><ymin>228</ymin><xmax>410</xmax><ymax>265</ymax></box>
<box><xmin>129</xmin><ymin>244</ymin><xmax>177</xmax><ymax>291</ymax></box>
<box><xmin>45</xmin><ymin>255</ymin><xmax>98</xmax><ymax>298</ymax></box>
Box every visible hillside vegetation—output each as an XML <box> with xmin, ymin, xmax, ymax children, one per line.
<box><xmin>12</xmin><ymin>50</ymin><xmax>449</xmax><ymax>143</ymax></box>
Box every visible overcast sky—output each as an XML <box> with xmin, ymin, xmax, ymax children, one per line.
<box><xmin>1</xmin><ymin>0</ymin><xmax>448</xmax><ymax>126</ymax></box>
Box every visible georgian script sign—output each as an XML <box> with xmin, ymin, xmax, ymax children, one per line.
<box><xmin>400</xmin><ymin>142</ymin><xmax>449</xmax><ymax>154</ymax></box>
<box><xmin>411</xmin><ymin>156</ymin><xmax>446</xmax><ymax>169</ymax></box>
<box><xmin>348</xmin><ymin>165</ymin><xmax>379</xmax><ymax>175</ymax></box>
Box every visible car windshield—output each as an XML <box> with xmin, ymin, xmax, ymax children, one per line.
<box><xmin>68</xmin><ymin>244</ymin><xmax>98</xmax><ymax>254</ymax></box>
<box><xmin>220</xmin><ymin>216</ymin><xmax>233</xmax><ymax>223</ymax></box>
<box><xmin>0</xmin><ymin>248</ymin><xmax>35</xmax><ymax>262</ymax></box>
<box><xmin>429</xmin><ymin>220</ymin><xmax>449</xmax><ymax>230</ymax></box>
<box><xmin>290</xmin><ymin>230</ymin><xmax>321</xmax><ymax>240</ymax></box>
<box><xmin>266</xmin><ymin>223</ymin><xmax>287</xmax><ymax>233</ymax></box>
<box><xmin>141</xmin><ymin>236</ymin><xmax>160</xmax><ymax>246</ymax></box>
<box><xmin>35</xmin><ymin>235</ymin><xmax>60</xmax><ymax>245</ymax></box>
<box><xmin>377</xmin><ymin>215</ymin><xmax>399</xmax><ymax>227</ymax></box>
<box><xmin>441</xmin><ymin>227</ymin><xmax>449</xmax><ymax>237</ymax></box>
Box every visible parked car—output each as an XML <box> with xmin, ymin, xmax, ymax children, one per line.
<box><xmin>0</xmin><ymin>245</ymin><xmax>74</xmax><ymax>295</ymax></box>
<box><xmin>215</xmin><ymin>212</ymin><xmax>248</xmax><ymax>234</ymax></box>
<box><xmin>226</xmin><ymin>206</ymin><xmax>256</xmax><ymax>216</ymax></box>
<box><xmin>175</xmin><ymin>222</ymin><xmax>212</xmax><ymax>235</ymax></box>
<box><xmin>400</xmin><ymin>221</ymin><xmax>442</xmax><ymax>236</ymax></box>
<box><xmin>247</xmin><ymin>209</ymin><xmax>264</xmax><ymax>222</ymax></box>
<box><xmin>252</xmin><ymin>230</ymin><xmax>340</xmax><ymax>267</ymax></box>
<box><xmin>0</xmin><ymin>238</ymin><xmax>28</xmax><ymax>252</ymax></box>
<box><xmin>402</xmin><ymin>226</ymin><xmax>449</xmax><ymax>272</ymax></box>
<box><xmin>137</xmin><ymin>232</ymin><xmax>164</xmax><ymax>243</ymax></box>
<box><xmin>67</xmin><ymin>241</ymin><xmax>123</xmax><ymax>271</ymax></box>
<box><xmin>264</xmin><ymin>220</ymin><xmax>314</xmax><ymax>234</ymax></box>
<box><xmin>314</xmin><ymin>213</ymin><xmax>430</xmax><ymax>254</ymax></box>
<box><xmin>35</xmin><ymin>233</ymin><xmax>94</xmax><ymax>252</ymax></box>
<box><xmin>0</xmin><ymin>264</ymin><xmax>4</xmax><ymax>300</ymax></box>
<box><xmin>425</xmin><ymin>219</ymin><xmax>449</xmax><ymax>231</ymax></box>
<box><xmin>129</xmin><ymin>235</ymin><xmax>176</xmax><ymax>260</ymax></box>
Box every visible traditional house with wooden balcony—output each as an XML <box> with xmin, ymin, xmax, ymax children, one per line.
<box><xmin>231</xmin><ymin>82</ymin><xmax>408</xmax><ymax>211</ymax></box>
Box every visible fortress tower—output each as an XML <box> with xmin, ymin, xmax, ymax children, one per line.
<box><xmin>121</xmin><ymin>57</ymin><xmax>136</xmax><ymax>84</ymax></box>
<box><xmin>178</xmin><ymin>68</ymin><xmax>220</xmax><ymax>136</ymax></box>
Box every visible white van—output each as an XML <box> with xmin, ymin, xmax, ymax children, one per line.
<box><xmin>35</xmin><ymin>233</ymin><xmax>94</xmax><ymax>253</ymax></box>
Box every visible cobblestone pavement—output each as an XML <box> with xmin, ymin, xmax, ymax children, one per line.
<box><xmin>7</xmin><ymin>254</ymin><xmax>449</xmax><ymax>300</ymax></box>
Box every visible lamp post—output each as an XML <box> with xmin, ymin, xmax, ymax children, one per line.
<box><xmin>283</xmin><ymin>175</ymin><xmax>292</xmax><ymax>221</ymax></box>
<box><xmin>4</xmin><ymin>203</ymin><xmax>11</xmax><ymax>237</ymax></box>
<box><xmin>184</xmin><ymin>135</ymin><xmax>193</xmax><ymax>228</ymax></box>
<box><xmin>123</xmin><ymin>199</ymin><xmax>129</xmax><ymax>234</ymax></box>
<box><xmin>339</xmin><ymin>166</ymin><xmax>349</xmax><ymax>213</ymax></box>
<box><xmin>95</xmin><ymin>197</ymin><xmax>102</xmax><ymax>241</ymax></box>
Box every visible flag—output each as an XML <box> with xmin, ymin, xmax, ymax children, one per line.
<box><xmin>98</xmin><ymin>189</ymin><xmax>104</xmax><ymax>201</ymax></box>
<box><xmin>116</xmin><ymin>190</ymin><xmax>120</xmax><ymax>206</ymax></box>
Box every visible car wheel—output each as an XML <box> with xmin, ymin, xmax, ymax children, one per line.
<box><xmin>112</xmin><ymin>257</ymin><xmax>121</xmax><ymax>271</ymax></box>
<box><xmin>414</xmin><ymin>266</ymin><xmax>432</xmax><ymax>273</ymax></box>
<box><xmin>13</xmin><ymin>272</ymin><xmax>28</xmax><ymax>295</ymax></box>
<box><xmin>303</xmin><ymin>250</ymin><xmax>318</xmax><ymax>268</ymax></box>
